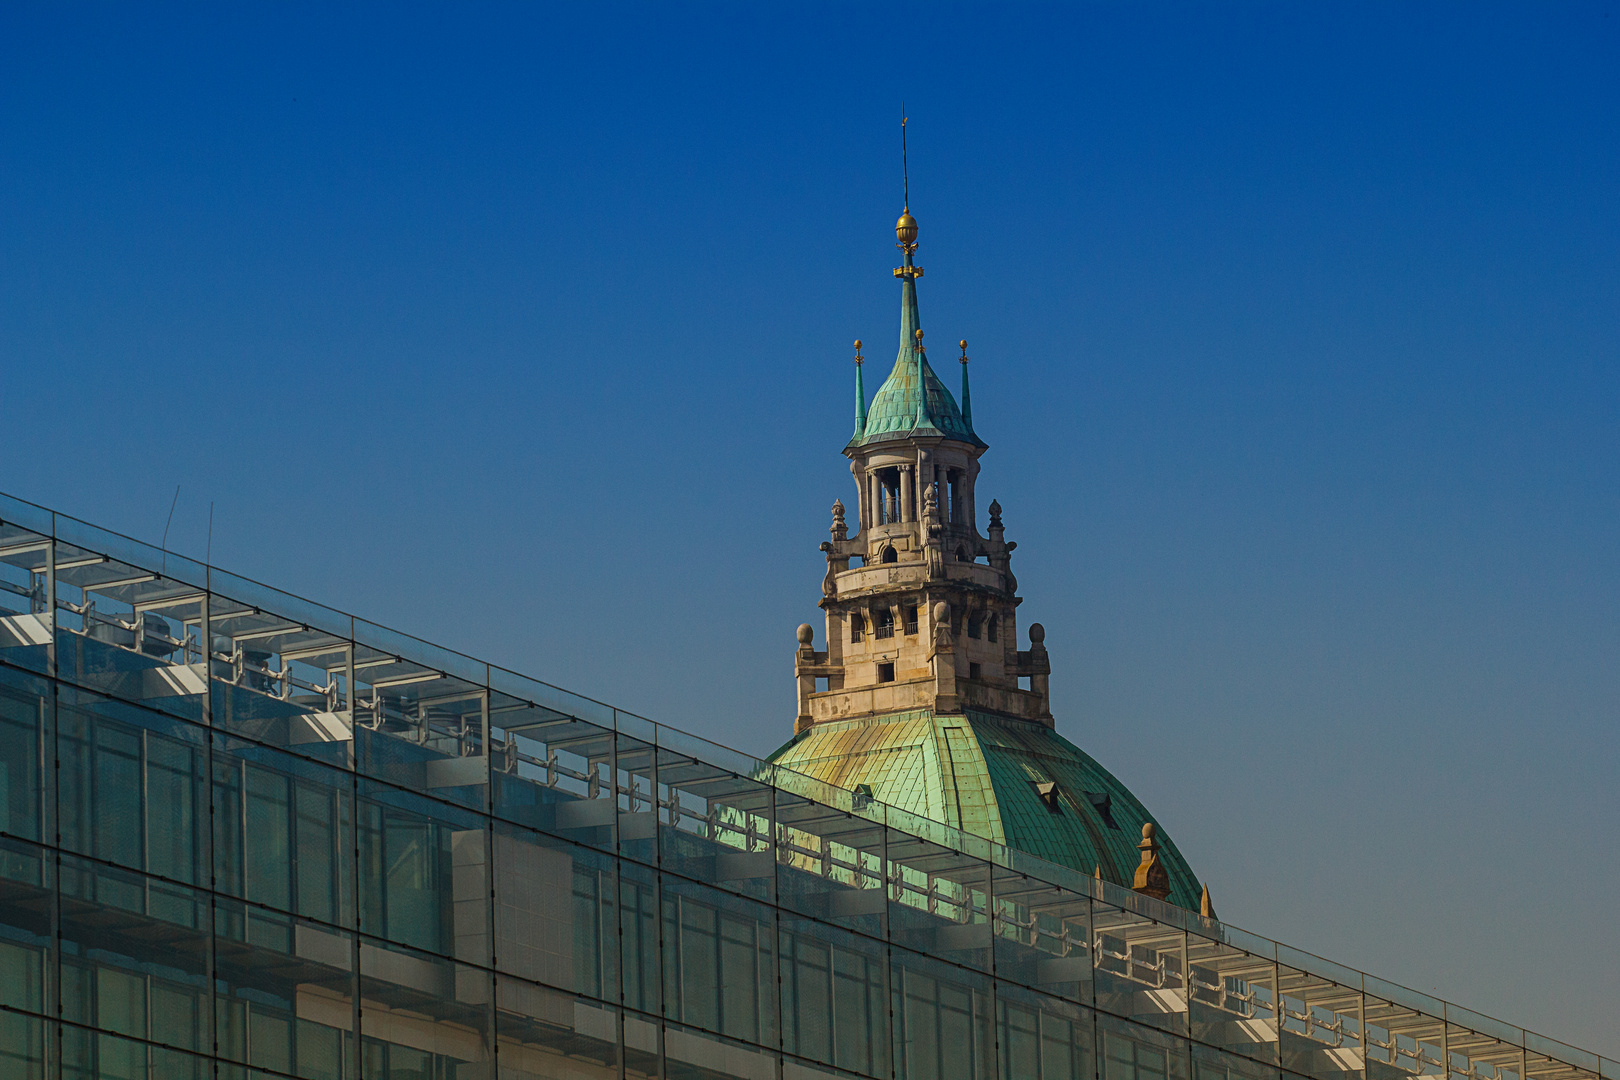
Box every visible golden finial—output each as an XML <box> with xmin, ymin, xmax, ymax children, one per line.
<box><xmin>896</xmin><ymin>210</ymin><xmax>918</xmax><ymax>247</ymax></box>
<box><xmin>853</xmin><ymin>340</ymin><xmax>864</xmax><ymax>366</ymax></box>
<box><xmin>914</xmin><ymin>328</ymin><xmax>925</xmax><ymax>353</ymax></box>
<box><xmin>959</xmin><ymin>339</ymin><xmax>969</xmax><ymax>365</ymax></box>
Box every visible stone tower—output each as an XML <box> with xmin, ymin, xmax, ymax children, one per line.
<box><xmin>792</xmin><ymin>207</ymin><xmax>1051</xmax><ymax>733</ymax></box>
<box><xmin>771</xmin><ymin>206</ymin><xmax>1204</xmax><ymax>909</ymax></box>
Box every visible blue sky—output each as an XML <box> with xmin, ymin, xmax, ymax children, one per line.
<box><xmin>3</xmin><ymin>3</ymin><xmax>1617</xmax><ymax>1055</ymax></box>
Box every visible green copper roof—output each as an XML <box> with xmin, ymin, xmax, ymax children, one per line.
<box><xmin>769</xmin><ymin>709</ymin><xmax>1202</xmax><ymax>909</ymax></box>
<box><xmin>848</xmin><ymin>271</ymin><xmax>986</xmax><ymax>450</ymax></box>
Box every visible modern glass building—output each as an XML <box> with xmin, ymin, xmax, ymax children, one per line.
<box><xmin>0</xmin><ymin>217</ymin><xmax>1611</xmax><ymax>1080</ymax></box>
<box><xmin>0</xmin><ymin>499</ymin><xmax>1612</xmax><ymax>1080</ymax></box>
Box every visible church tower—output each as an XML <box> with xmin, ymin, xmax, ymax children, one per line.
<box><xmin>770</xmin><ymin>205</ymin><xmax>1205</xmax><ymax>910</ymax></box>
<box><xmin>791</xmin><ymin>207</ymin><xmax>1050</xmax><ymax>731</ymax></box>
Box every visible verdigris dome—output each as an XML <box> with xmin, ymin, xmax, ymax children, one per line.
<box><xmin>769</xmin><ymin>709</ymin><xmax>1202</xmax><ymax>908</ymax></box>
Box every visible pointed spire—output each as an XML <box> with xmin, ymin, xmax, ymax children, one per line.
<box><xmin>958</xmin><ymin>340</ymin><xmax>973</xmax><ymax>428</ymax></box>
<box><xmin>1199</xmin><ymin>883</ymin><xmax>1216</xmax><ymax>920</ymax></box>
<box><xmin>914</xmin><ymin>329</ymin><xmax>928</xmax><ymax>427</ymax></box>
<box><xmin>1094</xmin><ymin>864</ymin><xmax>1103</xmax><ymax>882</ymax></box>
<box><xmin>852</xmin><ymin>340</ymin><xmax>867</xmax><ymax>439</ymax></box>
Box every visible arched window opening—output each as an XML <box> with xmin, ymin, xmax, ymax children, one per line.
<box><xmin>850</xmin><ymin>614</ymin><xmax>865</xmax><ymax>643</ymax></box>
<box><xmin>967</xmin><ymin>615</ymin><xmax>982</xmax><ymax>640</ymax></box>
<box><xmin>874</xmin><ymin>609</ymin><xmax>895</xmax><ymax>640</ymax></box>
<box><xmin>903</xmin><ymin>605</ymin><xmax>918</xmax><ymax>636</ymax></box>
<box><xmin>987</xmin><ymin>615</ymin><xmax>999</xmax><ymax>643</ymax></box>
<box><xmin>955</xmin><ymin>546</ymin><xmax>968</xmax><ymax>562</ymax></box>
<box><xmin>880</xmin><ymin>546</ymin><xmax>898</xmax><ymax>564</ymax></box>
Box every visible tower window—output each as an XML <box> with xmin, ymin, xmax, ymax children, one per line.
<box><xmin>969</xmin><ymin>662</ymin><xmax>982</xmax><ymax>680</ymax></box>
<box><xmin>987</xmin><ymin>615</ymin><xmax>998</xmax><ymax>643</ymax></box>
<box><xmin>903</xmin><ymin>605</ymin><xmax>918</xmax><ymax>635</ymax></box>
<box><xmin>874</xmin><ymin>609</ymin><xmax>894</xmax><ymax>640</ymax></box>
<box><xmin>967</xmin><ymin>614</ymin><xmax>982</xmax><ymax>639</ymax></box>
<box><xmin>877</xmin><ymin>662</ymin><xmax>895</xmax><ymax>683</ymax></box>
<box><xmin>955</xmin><ymin>546</ymin><xmax>968</xmax><ymax>562</ymax></box>
<box><xmin>850</xmin><ymin>614</ymin><xmax>865</xmax><ymax>643</ymax></box>
<box><xmin>880</xmin><ymin>546</ymin><xmax>898</xmax><ymax>564</ymax></box>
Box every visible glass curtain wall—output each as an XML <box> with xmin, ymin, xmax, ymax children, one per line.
<box><xmin>0</xmin><ymin>492</ymin><xmax>1611</xmax><ymax>1080</ymax></box>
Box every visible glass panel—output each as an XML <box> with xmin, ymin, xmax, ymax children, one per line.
<box><xmin>214</xmin><ymin>899</ymin><xmax>354</xmax><ymax>1080</ymax></box>
<box><xmin>616</xmin><ymin>725</ymin><xmax>659</xmax><ymax>867</ymax></box>
<box><xmin>52</xmin><ymin>543</ymin><xmax>207</xmax><ymax>723</ymax></box>
<box><xmin>891</xmin><ymin>944</ymin><xmax>995</xmax><ymax>1080</ymax></box>
<box><xmin>359</xmin><ymin>936</ymin><xmax>492</xmax><ymax>1079</ymax></box>
<box><xmin>995</xmin><ymin>980</ymin><xmax>1097</xmax><ymax>1080</ymax></box>
<box><xmin>1187</xmin><ymin>932</ymin><xmax>1278</xmax><ymax>1063</ymax></box>
<box><xmin>1527</xmin><ymin>1052</ymin><xmax>1599</xmax><ymax>1080</ymax></box>
<box><xmin>1194</xmin><ymin>1041</ymin><xmax>1283</xmax><ymax>1080</ymax></box>
<box><xmin>1365</xmin><ymin>988</ymin><xmax>1445</xmax><ymax>1080</ymax></box>
<box><xmin>357</xmin><ymin>779</ymin><xmax>488</xmax><ymax>963</ymax></box>
<box><xmin>353</xmin><ymin>640</ymin><xmax>486</xmax><ymax>808</ymax></box>
<box><xmin>61</xmin><ymin>1026</ymin><xmax>212</xmax><ymax>1080</ymax></box>
<box><xmin>992</xmin><ymin>862</ymin><xmax>1093</xmax><ymax>1003</ymax></box>
<box><xmin>57</xmin><ymin>687</ymin><xmax>208</xmax><ymax>886</ymax></box>
<box><xmin>665</xmin><ymin>1018</ymin><xmax>780</xmax><ymax>1080</ymax></box>
<box><xmin>1277</xmin><ymin>957</ymin><xmax>1363</xmax><ymax>1080</ymax></box>
<box><xmin>495</xmin><ymin>974</ymin><xmax>620</xmax><ymax>1080</ymax></box>
<box><xmin>489</xmin><ymin>691</ymin><xmax>617</xmax><ymax>852</ymax></box>
<box><xmin>0</xmin><ymin>516</ymin><xmax>51</xmax><ymax>675</ymax></box>
<box><xmin>886</xmin><ymin>826</ymin><xmax>992</xmax><ymax>973</ymax></box>
<box><xmin>0</xmin><ymin>1008</ymin><xmax>46</xmax><ymax>1079</ymax></box>
<box><xmin>658</xmin><ymin>741</ymin><xmax>776</xmax><ymax>903</ymax></box>
<box><xmin>492</xmin><ymin>819</ymin><xmax>619</xmax><ymax>1004</ymax></box>
<box><xmin>54</xmin><ymin>515</ymin><xmax>206</xmax><ymax>589</ymax></box>
<box><xmin>778</xmin><ymin>910</ymin><xmax>889</xmax><ymax>1079</ymax></box>
<box><xmin>775</xmin><ymin>788</ymin><xmax>888</xmax><ymax>939</ymax></box>
<box><xmin>0</xmin><ymin>664</ymin><xmax>49</xmax><ymax>843</ymax></box>
<box><xmin>0</xmin><ymin>836</ymin><xmax>53</xmax><ymax>1028</ymax></box>
<box><xmin>210</xmin><ymin>589</ymin><xmax>352</xmax><ymax>770</ymax></box>
<box><xmin>212</xmin><ymin>731</ymin><xmax>354</xmax><ymax>928</ymax></box>
<box><xmin>1446</xmin><ymin>1022</ymin><xmax>1525</xmax><ymax>1080</ymax></box>
<box><xmin>660</xmin><ymin>876</ymin><xmax>779</xmax><ymax>1050</ymax></box>
<box><xmin>1097</xmin><ymin>1012</ymin><xmax>1191</xmax><ymax>1080</ymax></box>
<box><xmin>619</xmin><ymin>860</ymin><xmax>662</xmax><ymax>1018</ymax></box>
<box><xmin>1094</xmin><ymin>900</ymin><xmax>1189</xmax><ymax>1036</ymax></box>
<box><xmin>59</xmin><ymin>856</ymin><xmax>211</xmax><ymax>1057</ymax></box>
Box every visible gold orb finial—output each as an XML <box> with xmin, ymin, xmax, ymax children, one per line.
<box><xmin>896</xmin><ymin>210</ymin><xmax>918</xmax><ymax>247</ymax></box>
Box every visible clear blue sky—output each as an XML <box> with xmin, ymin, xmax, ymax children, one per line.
<box><xmin>3</xmin><ymin>3</ymin><xmax>1617</xmax><ymax>1056</ymax></box>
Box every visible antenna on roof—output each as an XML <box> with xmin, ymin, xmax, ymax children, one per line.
<box><xmin>901</xmin><ymin>104</ymin><xmax>910</xmax><ymax>211</ymax></box>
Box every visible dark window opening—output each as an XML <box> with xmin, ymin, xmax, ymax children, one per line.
<box><xmin>969</xmin><ymin>662</ymin><xmax>982</xmax><ymax>680</ymax></box>
<box><xmin>877</xmin><ymin>662</ymin><xmax>895</xmax><ymax>683</ymax></box>
<box><xmin>955</xmin><ymin>546</ymin><xmax>968</xmax><ymax>563</ymax></box>
<box><xmin>903</xmin><ymin>605</ymin><xmax>918</xmax><ymax>635</ymax></box>
<box><xmin>874</xmin><ymin>609</ymin><xmax>894</xmax><ymax>640</ymax></box>
<box><xmin>987</xmin><ymin>615</ymin><xmax>999</xmax><ymax>643</ymax></box>
<box><xmin>1086</xmin><ymin>791</ymin><xmax>1118</xmax><ymax>829</ymax></box>
<box><xmin>880</xmin><ymin>546</ymin><xmax>898</xmax><ymax>564</ymax></box>
<box><xmin>850</xmin><ymin>614</ymin><xmax>865</xmax><ymax>643</ymax></box>
<box><xmin>967</xmin><ymin>615</ymin><xmax>982</xmax><ymax>640</ymax></box>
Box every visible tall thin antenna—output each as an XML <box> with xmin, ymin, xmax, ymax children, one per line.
<box><xmin>161</xmin><ymin>484</ymin><xmax>180</xmax><ymax>575</ymax></box>
<box><xmin>901</xmin><ymin>104</ymin><xmax>910</xmax><ymax>210</ymax></box>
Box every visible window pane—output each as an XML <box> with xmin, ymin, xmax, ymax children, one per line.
<box><xmin>59</xmin><ymin>857</ymin><xmax>210</xmax><ymax>1055</ymax></box>
<box><xmin>661</xmin><ymin>876</ymin><xmax>778</xmax><ymax>1049</ymax></box>
<box><xmin>495</xmin><ymin>975</ymin><xmax>620</xmax><ymax>1080</ymax></box>
<box><xmin>213</xmin><ymin>732</ymin><xmax>354</xmax><ymax>928</ymax></box>
<box><xmin>891</xmin><ymin>944</ymin><xmax>994</xmax><ymax>1080</ymax></box>
<box><xmin>215</xmin><ymin>899</ymin><xmax>354</xmax><ymax>1080</ymax></box>
<box><xmin>0</xmin><ymin>665</ymin><xmax>48</xmax><ymax>843</ymax></box>
<box><xmin>359</xmin><ymin>937</ymin><xmax>491</xmax><ymax>1078</ymax></box>
<box><xmin>357</xmin><ymin>779</ymin><xmax>488</xmax><ymax>962</ymax></box>
<box><xmin>493</xmin><ymin>819</ymin><xmax>619</xmax><ymax>1003</ymax></box>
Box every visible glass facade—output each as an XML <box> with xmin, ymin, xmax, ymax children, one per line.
<box><xmin>0</xmin><ymin>489</ymin><xmax>1611</xmax><ymax>1080</ymax></box>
